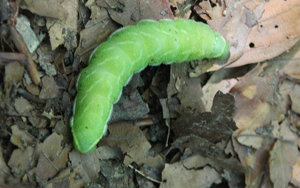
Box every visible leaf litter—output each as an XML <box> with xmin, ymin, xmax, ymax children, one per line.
<box><xmin>0</xmin><ymin>0</ymin><xmax>300</xmax><ymax>187</ymax></box>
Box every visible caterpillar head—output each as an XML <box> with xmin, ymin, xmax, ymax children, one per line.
<box><xmin>71</xmin><ymin>95</ymin><xmax>111</xmax><ymax>154</ymax></box>
<box><xmin>212</xmin><ymin>32</ymin><xmax>230</xmax><ymax>60</ymax></box>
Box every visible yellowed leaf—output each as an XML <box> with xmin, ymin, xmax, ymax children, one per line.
<box><xmin>269</xmin><ymin>120</ymin><xmax>298</xmax><ymax>188</ymax></box>
<box><xmin>161</xmin><ymin>163</ymin><xmax>221</xmax><ymax>188</ymax></box>
<box><xmin>291</xmin><ymin>156</ymin><xmax>300</xmax><ymax>187</ymax></box>
<box><xmin>100</xmin><ymin>122</ymin><xmax>163</xmax><ymax>168</ymax></box>
<box><xmin>228</xmin><ymin>0</ymin><xmax>300</xmax><ymax>67</ymax></box>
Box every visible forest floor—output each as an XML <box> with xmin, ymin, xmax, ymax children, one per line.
<box><xmin>0</xmin><ymin>0</ymin><xmax>300</xmax><ymax>187</ymax></box>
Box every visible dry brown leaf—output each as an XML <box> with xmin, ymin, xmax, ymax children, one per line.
<box><xmin>22</xmin><ymin>0</ymin><xmax>79</xmax><ymax>50</ymax></box>
<box><xmin>10</xmin><ymin>125</ymin><xmax>35</xmax><ymax>150</ymax></box>
<box><xmin>37</xmin><ymin>44</ymin><xmax>57</xmax><ymax>76</ymax></box>
<box><xmin>20</xmin><ymin>0</ymin><xmax>67</xmax><ymax>20</ymax></box>
<box><xmin>69</xmin><ymin>167</ymin><xmax>86</xmax><ymax>187</ymax></box>
<box><xmin>41</xmin><ymin>109</ymin><xmax>60</xmax><ymax>120</ymax></box>
<box><xmin>34</xmin><ymin>133</ymin><xmax>71</xmax><ymax>181</ymax></box>
<box><xmin>171</xmin><ymin>135</ymin><xmax>243</xmax><ymax>174</ymax></box>
<box><xmin>97</xmin><ymin>0</ymin><xmax>173</xmax><ymax>26</ymax></box>
<box><xmin>204</xmin><ymin>0</ymin><xmax>264</xmax><ymax>66</ymax></box>
<box><xmin>36</xmin><ymin>153</ymin><xmax>58</xmax><ymax>180</ymax></box>
<box><xmin>14</xmin><ymin>97</ymin><xmax>33</xmax><ymax>115</ymax></box>
<box><xmin>227</xmin><ymin>0</ymin><xmax>300</xmax><ymax>67</ymax></box>
<box><xmin>100</xmin><ymin>122</ymin><xmax>164</xmax><ymax>169</ymax></box>
<box><xmin>231</xmin><ymin>40</ymin><xmax>299</xmax><ymax>141</ymax></box>
<box><xmin>160</xmin><ymin>163</ymin><xmax>221</xmax><ymax>188</ymax></box>
<box><xmin>74</xmin><ymin>0</ymin><xmax>117</xmax><ymax>63</ymax></box>
<box><xmin>202</xmin><ymin>78</ymin><xmax>237</xmax><ymax>111</ymax></box>
<box><xmin>0</xmin><ymin>146</ymin><xmax>11</xmax><ymax>184</ymax></box>
<box><xmin>237</xmin><ymin>129</ymin><xmax>263</xmax><ymax>149</ymax></box>
<box><xmin>159</xmin><ymin>98</ymin><xmax>172</xmax><ymax>119</ymax></box>
<box><xmin>278</xmin><ymin>41</ymin><xmax>300</xmax><ymax>81</ymax></box>
<box><xmin>136</xmin><ymin>169</ymin><xmax>156</xmax><ymax>188</ymax></box>
<box><xmin>74</xmin><ymin>18</ymin><xmax>118</xmax><ymax>63</ymax></box>
<box><xmin>29</xmin><ymin>116</ymin><xmax>48</xmax><ymax>128</ymax></box>
<box><xmin>85</xmin><ymin>1</ymin><xmax>109</xmax><ymax>21</ymax></box>
<box><xmin>231</xmin><ymin>64</ymin><xmax>285</xmax><ymax>131</ymax></box>
<box><xmin>54</xmin><ymin>120</ymin><xmax>72</xmax><ymax>144</ymax></box>
<box><xmin>8</xmin><ymin>147</ymin><xmax>34</xmax><ymax>178</ymax></box>
<box><xmin>269</xmin><ymin>120</ymin><xmax>298</xmax><ymax>188</ymax></box>
<box><xmin>110</xmin><ymin>88</ymin><xmax>149</xmax><ymax>122</ymax></box>
<box><xmin>69</xmin><ymin>148</ymin><xmax>102</xmax><ymax>183</ymax></box>
<box><xmin>173</xmin><ymin>91</ymin><xmax>236</xmax><ymax>143</ymax></box>
<box><xmin>188</xmin><ymin>0</ymin><xmax>263</xmax><ymax>73</ymax></box>
<box><xmin>195</xmin><ymin>64</ymin><xmax>249</xmax><ymax>111</ymax></box>
<box><xmin>47</xmin><ymin>0</ymin><xmax>78</xmax><ymax>50</ymax></box>
<box><xmin>167</xmin><ymin>63</ymin><xmax>205</xmax><ymax>114</ymax></box>
<box><xmin>289</xmin><ymin>84</ymin><xmax>300</xmax><ymax>114</ymax></box>
<box><xmin>16</xmin><ymin>15</ymin><xmax>43</xmax><ymax>54</ymax></box>
<box><xmin>44</xmin><ymin>168</ymin><xmax>71</xmax><ymax>188</ymax></box>
<box><xmin>196</xmin><ymin>0</ymin><xmax>299</xmax><ymax>69</ymax></box>
<box><xmin>291</xmin><ymin>156</ymin><xmax>300</xmax><ymax>187</ymax></box>
<box><xmin>25</xmin><ymin>84</ymin><xmax>40</xmax><ymax>96</ymax></box>
<box><xmin>232</xmin><ymin>137</ymin><xmax>272</xmax><ymax>187</ymax></box>
<box><xmin>182</xmin><ymin>154</ymin><xmax>211</xmax><ymax>169</ymax></box>
<box><xmin>36</xmin><ymin>145</ymin><xmax>71</xmax><ymax>181</ymax></box>
<box><xmin>38</xmin><ymin>132</ymin><xmax>63</xmax><ymax>158</ymax></box>
<box><xmin>32</xmin><ymin>132</ymin><xmax>71</xmax><ymax>182</ymax></box>
<box><xmin>97</xmin><ymin>146</ymin><xmax>123</xmax><ymax>161</ymax></box>
<box><xmin>279</xmin><ymin>79</ymin><xmax>297</xmax><ymax>112</ymax></box>
<box><xmin>4</xmin><ymin>62</ymin><xmax>24</xmax><ymax>90</ymax></box>
<box><xmin>196</xmin><ymin>0</ymin><xmax>225</xmax><ymax>20</ymax></box>
<box><xmin>53</xmin><ymin>146</ymin><xmax>71</xmax><ymax>170</ymax></box>
<box><xmin>272</xmin><ymin>41</ymin><xmax>300</xmax><ymax>115</ymax></box>
<box><xmin>99</xmin><ymin>160</ymin><xmax>136</xmax><ymax>187</ymax></box>
<box><xmin>45</xmin><ymin>168</ymin><xmax>85</xmax><ymax>188</ymax></box>
<box><xmin>76</xmin><ymin>0</ymin><xmax>174</xmax><ymax>62</ymax></box>
<box><xmin>291</xmin><ymin>114</ymin><xmax>300</xmax><ymax>135</ymax></box>
<box><xmin>169</xmin><ymin>0</ymin><xmax>192</xmax><ymax>18</ymax></box>
<box><xmin>39</xmin><ymin>76</ymin><xmax>59</xmax><ymax>99</ymax></box>
<box><xmin>202</xmin><ymin>69</ymin><xmax>238</xmax><ymax>111</ymax></box>
<box><xmin>169</xmin><ymin>0</ymin><xmax>186</xmax><ymax>7</ymax></box>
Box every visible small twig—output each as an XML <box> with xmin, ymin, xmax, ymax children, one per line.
<box><xmin>9</xmin><ymin>26</ymin><xmax>40</xmax><ymax>85</ymax></box>
<box><xmin>68</xmin><ymin>76</ymin><xmax>77</xmax><ymax>92</ymax></box>
<box><xmin>128</xmin><ymin>164</ymin><xmax>161</xmax><ymax>184</ymax></box>
<box><xmin>17</xmin><ymin>88</ymin><xmax>46</xmax><ymax>104</ymax></box>
<box><xmin>8</xmin><ymin>0</ymin><xmax>21</xmax><ymax>26</ymax></box>
<box><xmin>134</xmin><ymin>118</ymin><xmax>154</xmax><ymax>127</ymax></box>
<box><xmin>41</xmin><ymin>152</ymin><xmax>60</xmax><ymax>171</ymax></box>
<box><xmin>234</xmin><ymin>134</ymin><xmax>294</xmax><ymax>145</ymax></box>
<box><xmin>165</xmin><ymin>119</ymin><xmax>170</xmax><ymax>147</ymax></box>
<box><xmin>0</xmin><ymin>52</ymin><xmax>27</xmax><ymax>66</ymax></box>
<box><xmin>5</xmin><ymin>112</ymin><xmax>30</xmax><ymax>117</ymax></box>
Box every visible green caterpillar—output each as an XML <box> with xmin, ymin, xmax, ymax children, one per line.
<box><xmin>71</xmin><ymin>19</ymin><xmax>229</xmax><ymax>153</ymax></box>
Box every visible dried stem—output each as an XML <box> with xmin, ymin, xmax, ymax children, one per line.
<box><xmin>9</xmin><ymin>26</ymin><xmax>40</xmax><ymax>85</ymax></box>
<box><xmin>0</xmin><ymin>52</ymin><xmax>27</xmax><ymax>65</ymax></box>
<box><xmin>17</xmin><ymin>88</ymin><xmax>46</xmax><ymax>104</ymax></box>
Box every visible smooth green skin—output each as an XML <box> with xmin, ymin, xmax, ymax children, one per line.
<box><xmin>71</xmin><ymin>19</ymin><xmax>230</xmax><ymax>153</ymax></box>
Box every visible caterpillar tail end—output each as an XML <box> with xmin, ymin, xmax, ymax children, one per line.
<box><xmin>72</xmin><ymin>129</ymin><xmax>98</xmax><ymax>154</ymax></box>
<box><xmin>74</xmin><ymin>140</ymin><xmax>97</xmax><ymax>154</ymax></box>
<box><xmin>219</xmin><ymin>41</ymin><xmax>230</xmax><ymax>60</ymax></box>
<box><xmin>213</xmin><ymin>33</ymin><xmax>230</xmax><ymax>60</ymax></box>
